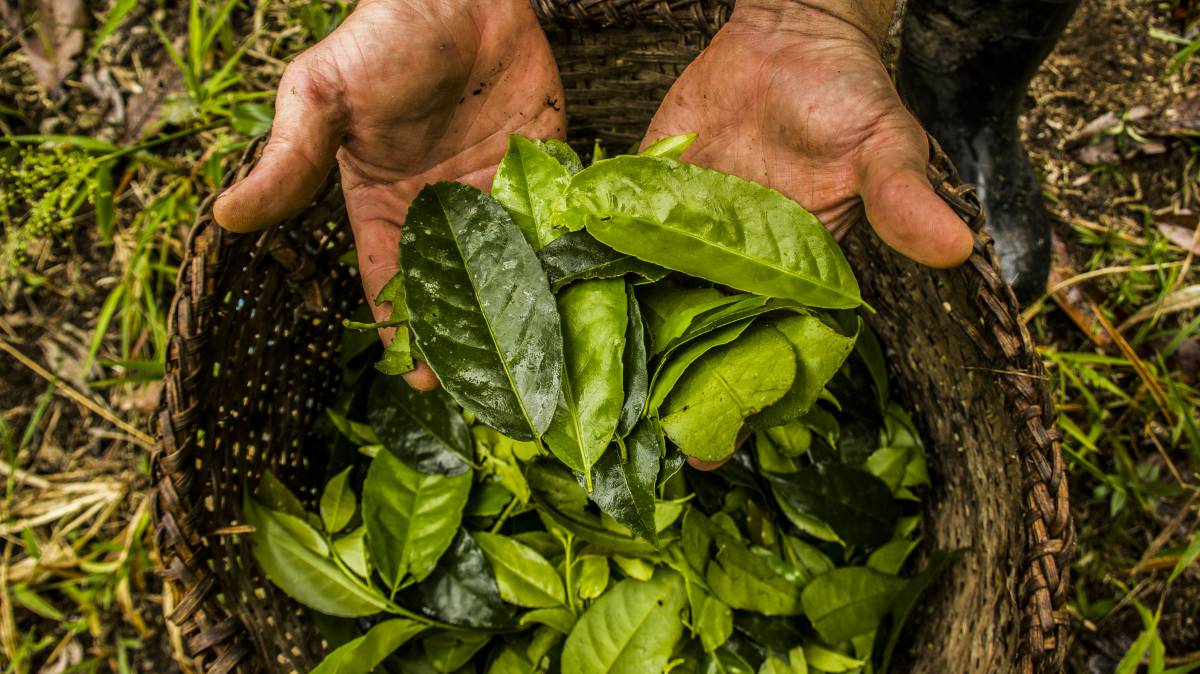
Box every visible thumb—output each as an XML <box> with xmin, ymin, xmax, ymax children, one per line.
<box><xmin>858</xmin><ymin>140</ymin><xmax>974</xmax><ymax>269</ymax></box>
<box><xmin>214</xmin><ymin>56</ymin><xmax>345</xmax><ymax>232</ymax></box>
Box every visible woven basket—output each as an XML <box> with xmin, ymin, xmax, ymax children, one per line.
<box><xmin>152</xmin><ymin>3</ymin><xmax>1072</xmax><ymax>673</ymax></box>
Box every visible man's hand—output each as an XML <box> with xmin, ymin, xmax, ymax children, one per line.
<box><xmin>646</xmin><ymin>1</ymin><xmax>974</xmax><ymax>469</ymax></box>
<box><xmin>643</xmin><ymin>0</ymin><xmax>974</xmax><ymax>270</ymax></box>
<box><xmin>213</xmin><ymin>0</ymin><xmax>565</xmax><ymax>391</ymax></box>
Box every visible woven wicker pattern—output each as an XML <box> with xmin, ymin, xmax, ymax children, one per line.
<box><xmin>151</xmin><ymin>4</ymin><xmax>1071</xmax><ymax>673</ymax></box>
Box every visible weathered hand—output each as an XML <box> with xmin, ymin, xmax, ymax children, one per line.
<box><xmin>214</xmin><ymin>0</ymin><xmax>565</xmax><ymax>390</ymax></box>
<box><xmin>643</xmin><ymin>1</ymin><xmax>973</xmax><ymax>272</ymax></box>
<box><xmin>646</xmin><ymin>1</ymin><xmax>974</xmax><ymax>469</ymax></box>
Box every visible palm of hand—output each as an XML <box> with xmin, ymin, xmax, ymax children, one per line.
<box><xmin>646</xmin><ymin>24</ymin><xmax>972</xmax><ymax>268</ymax></box>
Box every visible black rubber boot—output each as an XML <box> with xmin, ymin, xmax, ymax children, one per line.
<box><xmin>897</xmin><ymin>0</ymin><xmax>1082</xmax><ymax>304</ymax></box>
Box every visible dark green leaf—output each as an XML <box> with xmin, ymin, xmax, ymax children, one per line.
<box><xmin>562</xmin><ymin>570</ymin><xmax>687</xmax><ymax>674</ymax></box>
<box><xmin>243</xmin><ymin>498</ymin><xmax>388</xmax><ymax>617</ymax></box>
<box><xmin>402</xmin><ymin>182</ymin><xmax>563</xmax><ymax>440</ymax></box>
<box><xmin>320</xmin><ymin>467</ymin><xmax>356</xmax><ymax>534</ymax></box>
<box><xmin>766</xmin><ymin>464</ymin><xmax>899</xmax><ymax>548</ymax></box>
<box><xmin>422</xmin><ymin>631</ymin><xmax>492</xmax><ymax>673</ymax></box>
<box><xmin>558</xmin><ymin>156</ymin><xmax>861</xmax><ymax>308</ymax></box>
<box><xmin>474</xmin><ymin>531</ymin><xmax>566</xmax><ymax>608</ymax></box>
<box><xmin>402</xmin><ymin>530</ymin><xmax>515</xmax><ymax>629</ymax></box>
<box><xmin>588</xmin><ymin>419</ymin><xmax>661</xmax><ymax>543</ymax></box>
<box><xmin>617</xmin><ymin>286</ymin><xmax>649</xmax><ymax>437</ymax></box>
<box><xmin>801</xmin><ymin>567</ymin><xmax>906</xmax><ymax>644</ymax></box>
<box><xmin>310</xmin><ymin>618</ymin><xmax>426</xmax><ymax>674</ymax></box>
<box><xmin>363</xmin><ymin>451</ymin><xmax>472</xmax><ymax>591</ymax></box>
<box><xmin>543</xmin><ymin>279</ymin><xmax>627</xmax><ymax>479</ymax></box>
<box><xmin>368</xmin><ymin>375</ymin><xmax>473</xmax><ymax>475</ymax></box>
<box><xmin>254</xmin><ymin>470</ymin><xmax>310</xmax><ymax>522</ymax></box>
<box><xmin>537</xmin><ymin>230</ymin><xmax>668</xmax><ymax>292</ymax></box>
<box><xmin>661</xmin><ymin>325</ymin><xmax>797</xmax><ymax>461</ymax></box>
<box><xmin>492</xmin><ymin>135</ymin><xmax>571</xmax><ymax>250</ymax></box>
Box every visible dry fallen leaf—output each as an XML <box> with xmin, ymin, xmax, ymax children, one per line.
<box><xmin>2</xmin><ymin>0</ymin><xmax>89</xmax><ymax>94</ymax></box>
<box><xmin>1156</xmin><ymin>221</ymin><xmax>1200</xmax><ymax>254</ymax></box>
<box><xmin>1119</xmin><ymin>284</ymin><xmax>1200</xmax><ymax>331</ymax></box>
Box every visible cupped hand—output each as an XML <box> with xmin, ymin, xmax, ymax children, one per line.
<box><xmin>213</xmin><ymin>0</ymin><xmax>565</xmax><ymax>391</ymax></box>
<box><xmin>645</xmin><ymin>2</ymin><xmax>974</xmax><ymax>468</ymax></box>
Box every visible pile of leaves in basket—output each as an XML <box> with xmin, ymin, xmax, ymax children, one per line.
<box><xmin>246</xmin><ymin>134</ymin><xmax>951</xmax><ymax>674</ymax></box>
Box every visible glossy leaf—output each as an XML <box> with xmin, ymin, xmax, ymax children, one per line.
<box><xmin>363</xmin><ymin>451</ymin><xmax>472</xmax><ymax>591</ymax></box>
<box><xmin>403</xmin><ymin>530</ymin><xmax>514</xmax><ymax>629</ymax></box>
<box><xmin>423</xmin><ymin>631</ymin><xmax>492</xmax><ymax>673</ymax></box>
<box><xmin>243</xmin><ymin>498</ymin><xmax>388</xmax><ymax>617</ymax></box>
<box><xmin>402</xmin><ymin>182</ymin><xmax>563</xmax><ymax>440</ymax></box>
<box><xmin>617</xmin><ymin>287</ymin><xmax>649</xmax><ymax>437</ymax></box>
<box><xmin>368</xmin><ymin>375</ymin><xmax>473</xmax><ymax>475</ymax></box>
<box><xmin>588</xmin><ymin>419</ymin><xmax>661</xmax><ymax>543</ymax></box>
<box><xmin>800</xmin><ymin>567</ymin><xmax>906</xmax><ymax>644</ymax></box>
<box><xmin>766</xmin><ymin>464</ymin><xmax>899</xmax><ymax>549</ymax></box>
<box><xmin>748</xmin><ymin>315</ymin><xmax>857</xmax><ymax>430</ymax></box>
<box><xmin>492</xmin><ymin>134</ymin><xmax>572</xmax><ymax>250</ymax></box>
<box><xmin>474</xmin><ymin>531</ymin><xmax>566</xmax><ymax>608</ymax></box>
<box><xmin>310</xmin><ymin>618</ymin><xmax>426</xmax><ymax>674</ymax></box>
<box><xmin>661</xmin><ymin>325</ymin><xmax>797</xmax><ymax>461</ymax></box>
<box><xmin>320</xmin><ymin>467</ymin><xmax>356</xmax><ymax>534</ymax></box>
<box><xmin>543</xmin><ymin>279</ymin><xmax>627</xmax><ymax>480</ymax></box>
<box><xmin>538</xmin><ymin>230</ymin><xmax>668</xmax><ymax>292</ymax></box>
<box><xmin>542</xmin><ymin>138</ymin><xmax>584</xmax><ymax>175</ymax></box>
<box><xmin>558</xmin><ymin>156</ymin><xmax>861</xmax><ymax>308</ymax></box>
<box><xmin>334</xmin><ymin>526</ymin><xmax>370</xmax><ymax>578</ymax></box>
<box><xmin>562</xmin><ymin>570</ymin><xmax>687</xmax><ymax>674</ymax></box>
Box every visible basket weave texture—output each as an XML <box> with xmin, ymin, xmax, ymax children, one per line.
<box><xmin>152</xmin><ymin>3</ymin><xmax>1072</xmax><ymax>673</ymax></box>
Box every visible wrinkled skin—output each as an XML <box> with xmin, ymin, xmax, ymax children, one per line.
<box><xmin>643</xmin><ymin>2</ymin><xmax>974</xmax><ymax>468</ymax></box>
<box><xmin>214</xmin><ymin>0</ymin><xmax>565</xmax><ymax>391</ymax></box>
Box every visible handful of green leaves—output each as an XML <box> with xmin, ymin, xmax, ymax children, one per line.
<box><xmin>245</xmin><ymin>135</ymin><xmax>945</xmax><ymax>674</ymax></box>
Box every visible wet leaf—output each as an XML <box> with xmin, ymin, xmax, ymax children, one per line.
<box><xmin>402</xmin><ymin>530</ymin><xmax>514</xmax><ymax>629</ymax></box>
<box><xmin>492</xmin><ymin>135</ymin><xmax>571</xmax><ymax>250</ymax></box>
<box><xmin>538</xmin><ymin>230</ymin><xmax>668</xmax><ymax>292</ymax></box>
<box><xmin>368</xmin><ymin>375</ymin><xmax>473</xmax><ymax>475</ymax></box>
<box><xmin>766</xmin><ymin>464</ymin><xmax>898</xmax><ymax>549</ymax></box>
<box><xmin>588</xmin><ymin>419</ymin><xmax>661</xmax><ymax>543</ymax></box>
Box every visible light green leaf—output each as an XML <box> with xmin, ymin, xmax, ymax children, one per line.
<box><xmin>698</xmin><ymin>595</ymin><xmax>733</xmax><ymax>653</ymax></box>
<box><xmin>802</xmin><ymin>643</ymin><xmax>863</xmax><ymax>672</ymax></box>
<box><xmin>403</xmin><ymin>182</ymin><xmax>564</xmax><ymax>440</ymax></box>
<box><xmin>562</xmin><ymin>570</ymin><xmax>687</xmax><ymax>674</ymax></box>
<box><xmin>244</xmin><ymin>498</ymin><xmax>388</xmax><ymax>617</ymax></box>
<box><xmin>646</xmin><ymin>319</ymin><xmax>755</xmax><ymax>415</ymax></box>
<box><xmin>867</xmin><ymin>538</ymin><xmax>920</xmax><ymax>576</ymax></box>
<box><xmin>559</xmin><ymin>156</ymin><xmax>861</xmax><ymax>308</ymax></box>
<box><xmin>661</xmin><ymin>325</ymin><xmax>797</xmax><ymax>461</ymax></box>
<box><xmin>493</xmin><ymin>135</ymin><xmax>572</xmax><ymax>250</ymax></box>
<box><xmin>544</xmin><ymin>279</ymin><xmax>627</xmax><ymax>480</ymax></box>
<box><xmin>310</xmin><ymin>618</ymin><xmax>426</xmax><ymax>674</ymax></box>
<box><xmin>320</xmin><ymin>467</ymin><xmax>356</xmax><ymax>534</ymax></box>
<box><xmin>575</xmin><ymin>556</ymin><xmax>611</xmax><ymax>600</ymax></box>
<box><xmin>423</xmin><ymin>631</ymin><xmax>492</xmax><ymax>673</ymax></box>
<box><xmin>474</xmin><ymin>532</ymin><xmax>566</xmax><ymax>608</ymax></box>
<box><xmin>333</xmin><ymin>526</ymin><xmax>370</xmax><ymax>578</ymax></box>
<box><xmin>1169</xmin><ymin>530</ymin><xmax>1200</xmax><ymax>583</ymax></box>
<box><xmin>801</xmin><ymin>567</ymin><xmax>906</xmax><ymax>644</ymax></box>
<box><xmin>639</xmin><ymin>284</ymin><xmax>745</xmax><ymax>356</ymax></box>
<box><xmin>706</xmin><ymin>543</ymin><xmax>804</xmax><ymax>616</ymax></box>
<box><xmin>488</xmin><ymin>645</ymin><xmax>537</xmax><ymax>674</ymax></box>
<box><xmin>865</xmin><ymin>447</ymin><xmax>909</xmax><ymax>493</ymax></box>
<box><xmin>639</xmin><ymin>133</ymin><xmax>698</xmax><ymax>159</ymax></box>
<box><xmin>363</xmin><ymin>451</ymin><xmax>472</xmax><ymax>591</ymax></box>
<box><xmin>521</xmin><ymin>607</ymin><xmax>578</xmax><ymax>634</ymax></box>
<box><xmin>748</xmin><ymin>315</ymin><xmax>857</xmax><ymax>430</ymax></box>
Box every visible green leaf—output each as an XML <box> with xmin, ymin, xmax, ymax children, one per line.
<box><xmin>368</xmin><ymin>376</ymin><xmax>473</xmax><ymax>475</ymax></box>
<box><xmin>333</xmin><ymin>526</ymin><xmax>370</xmax><ymax>578</ymax></box>
<box><xmin>231</xmin><ymin>102</ymin><xmax>275</xmax><ymax>136</ymax></box>
<box><xmin>310</xmin><ymin>618</ymin><xmax>426</xmax><ymax>674</ymax></box>
<box><xmin>320</xmin><ymin>467</ymin><xmax>357</xmax><ymax>534</ymax></box>
<box><xmin>765</xmin><ymin>464</ymin><xmax>899</xmax><ymax>548</ymax></box>
<box><xmin>698</xmin><ymin>595</ymin><xmax>733</xmax><ymax>653</ymax></box>
<box><xmin>254</xmin><ymin>470</ymin><xmax>310</xmax><ymax>522</ymax></box>
<box><xmin>588</xmin><ymin>419</ymin><xmax>661</xmax><ymax>543</ymax></box>
<box><xmin>403</xmin><ymin>182</ymin><xmax>564</xmax><ymax>440</ymax></box>
<box><xmin>575</xmin><ymin>556</ymin><xmax>610</xmax><ymax>601</ymax></box>
<box><xmin>866</xmin><ymin>538</ymin><xmax>920</xmax><ymax>576</ymax></box>
<box><xmin>403</xmin><ymin>530</ymin><xmax>515</xmax><ymax>629</ymax></box>
<box><xmin>542</xmin><ymin>138</ymin><xmax>584</xmax><ymax>174</ymax></box>
<box><xmin>558</xmin><ymin>156</ymin><xmax>861</xmax><ymax>308</ymax></box>
<box><xmin>1169</xmin><ymin>529</ymin><xmax>1200</xmax><ymax>583</ymax></box>
<box><xmin>543</xmin><ymin>279</ymin><xmax>628</xmax><ymax>479</ymax></box>
<box><xmin>801</xmin><ymin>567</ymin><xmax>906</xmax><ymax>644</ymax></box>
<box><xmin>488</xmin><ymin>645</ymin><xmax>537</xmax><ymax>674</ymax></box>
<box><xmin>492</xmin><ymin>135</ymin><xmax>572</xmax><ymax>250</ymax></box>
<box><xmin>521</xmin><ymin>607</ymin><xmax>578</xmax><ymax>634</ymax></box>
<box><xmin>617</xmin><ymin>286</ymin><xmax>650</xmax><ymax>437</ymax></box>
<box><xmin>639</xmin><ymin>284</ymin><xmax>746</xmax><ymax>356</ymax></box>
<box><xmin>646</xmin><ymin>319</ymin><xmax>755</xmax><ymax>415</ymax></box>
<box><xmin>243</xmin><ymin>498</ymin><xmax>388</xmax><ymax>617</ymax></box>
<box><xmin>474</xmin><ymin>531</ymin><xmax>566</xmax><ymax>608</ymax></box>
<box><xmin>423</xmin><ymin>631</ymin><xmax>492</xmax><ymax>673</ymax></box>
<box><xmin>748</xmin><ymin>315</ymin><xmax>857</xmax><ymax>430</ymax></box>
<box><xmin>802</xmin><ymin>643</ymin><xmax>863</xmax><ymax>672</ymax></box>
<box><xmin>562</xmin><ymin>570</ymin><xmax>687</xmax><ymax>674</ymax></box>
<box><xmin>661</xmin><ymin>325</ymin><xmax>797</xmax><ymax>461</ymax></box>
<box><xmin>538</xmin><ymin>230</ymin><xmax>668</xmax><ymax>292</ymax></box>
<box><xmin>363</xmin><ymin>451</ymin><xmax>472</xmax><ymax>591</ymax></box>
<box><xmin>639</xmin><ymin>133</ymin><xmax>698</xmax><ymax>159</ymax></box>
<box><xmin>706</xmin><ymin>543</ymin><xmax>804</xmax><ymax>616</ymax></box>
<box><xmin>376</xmin><ymin>328</ymin><xmax>416</xmax><ymax>376</ymax></box>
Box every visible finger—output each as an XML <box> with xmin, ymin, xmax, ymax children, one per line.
<box><xmin>687</xmin><ymin>455</ymin><xmax>731</xmax><ymax>471</ymax></box>
<box><xmin>214</xmin><ymin>55</ymin><xmax>345</xmax><ymax>233</ymax></box>
<box><xmin>859</xmin><ymin>145</ymin><xmax>975</xmax><ymax>269</ymax></box>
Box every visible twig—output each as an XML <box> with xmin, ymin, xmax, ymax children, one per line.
<box><xmin>0</xmin><ymin>341</ymin><xmax>155</xmax><ymax>448</ymax></box>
